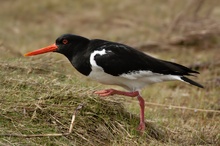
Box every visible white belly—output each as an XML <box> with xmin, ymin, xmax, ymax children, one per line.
<box><xmin>88</xmin><ymin>68</ymin><xmax>182</xmax><ymax>91</ymax></box>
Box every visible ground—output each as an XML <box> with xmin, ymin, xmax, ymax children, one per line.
<box><xmin>0</xmin><ymin>0</ymin><xmax>220</xmax><ymax>145</ymax></box>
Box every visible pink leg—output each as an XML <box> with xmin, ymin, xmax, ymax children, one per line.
<box><xmin>137</xmin><ymin>95</ymin><xmax>145</xmax><ymax>132</ymax></box>
<box><xmin>94</xmin><ymin>89</ymin><xmax>145</xmax><ymax>132</ymax></box>
<box><xmin>94</xmin><ymin>89</ymin><xmax>139</xmax><ymax>97</ymax></box>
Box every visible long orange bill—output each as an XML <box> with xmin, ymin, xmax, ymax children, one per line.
<box><xmin>24</xmin><ymin>43</ymin><xmax>58</xmax><ymax>56</ymax></box>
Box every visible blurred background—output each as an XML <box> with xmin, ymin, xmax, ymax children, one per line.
<box><xmin>0</xmin><ymin>0</ymin><xmax>220</xmax><ymax>145</ymax></box>
<box><xmin>1</xmin><ymin>0</ymin><xmax>219</xmax><ymax>57</ymax></box>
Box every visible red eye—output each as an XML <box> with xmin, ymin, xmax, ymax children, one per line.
<box><xmin>62</xmin><ymin>39</ymin><xmax>68</xmax><ymax>44</ymax></box>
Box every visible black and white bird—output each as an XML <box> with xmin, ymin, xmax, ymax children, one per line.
<box><xmin>25</xmin><ymin>34</ymin><xmax>203</xmax><ymax>132</ymax></box>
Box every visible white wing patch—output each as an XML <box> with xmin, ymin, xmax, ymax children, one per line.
<box><xmin>120</xmin><ymin>71</ymin><xmax>155</xmax><ymax>80</ymax></box>
<box><xmin>89</xmin><ymin>49</ymin><xmax>113</xmax><ymax>83</ymax></box>
<box><xmin>120</xmin><ymin>70</ymin><xmax>183</xmax><ymax>84</ymax></box>
<box><xmin>90</xmin><ymin>49</ymin><xmax>107</xmax><ymax>69</ymax></box>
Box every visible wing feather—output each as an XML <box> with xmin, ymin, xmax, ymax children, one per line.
<box><xmin>91</xmin><ymin>40</ymin><xmax>197</xmax><ymax>76</ymax></box>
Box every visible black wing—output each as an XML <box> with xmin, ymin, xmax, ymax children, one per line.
<box><xmin>90</xmin><ymin>40</ymin><xmax>198</xmax><ymax>77</ymax></box>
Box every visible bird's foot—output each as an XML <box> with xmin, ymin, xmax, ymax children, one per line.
<box><xmin>94</xmin><ymin>89</ymin><xmax>139</xmax><ymax>97</ymax></box>
<box><xmin>137</xmin><ymin>122</ymin><xmax>145</xmax><ymax>134</ymax></box>
<box><xmin>94</xmin><ymin>89</ymin><xmax>116</xmax><ymax>97</ymax></box>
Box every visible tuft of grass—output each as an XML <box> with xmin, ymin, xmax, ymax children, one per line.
<box><xmin>0</xmin><ymin>59</ymin><xmax>168</xmax><ymax>145</ymax></box>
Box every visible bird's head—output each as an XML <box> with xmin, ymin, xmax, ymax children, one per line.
<box><xmin>24</xmin><ymin>34</ymin><xmax>89</xmax><ymax>57</ymax></box>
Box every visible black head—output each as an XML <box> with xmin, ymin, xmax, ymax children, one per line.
<box><xmin>55</xmin><ymin>34</ymin><xmax>90</xmax><ymax>55</ymax></box>
<box><xmin>24</xmin><ymin>34</ymin><xmax>90</xmax><ymax>58</ymax></box>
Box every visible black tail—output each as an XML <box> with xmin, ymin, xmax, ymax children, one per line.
<box><xmin>181</xmin><ymin>76</ymin><xmax>204</xmax><ymax>88</ymax></box>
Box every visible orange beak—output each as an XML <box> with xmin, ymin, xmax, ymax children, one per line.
<box><xmin>24</xmin><ymin>43</ymin><xmax>58</xmax><ymax>56</ymax></box>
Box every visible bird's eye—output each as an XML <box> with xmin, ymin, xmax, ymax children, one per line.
<box><xmin>62</xmin><ymin>39</ymin><xmax>68</xmax><ymax>44</ymax></box>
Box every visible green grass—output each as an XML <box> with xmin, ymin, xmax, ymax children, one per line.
<box><xmin>0</xmin><ymin>0</ymin><xmax>220</xmax><ymax>145</ymax></box>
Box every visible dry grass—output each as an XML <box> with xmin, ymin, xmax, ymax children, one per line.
<box><xmin>0</xmin><ymin>0</ymin><xmax>220</xmax><ymax>145</ymax></box>
<box><xmin>0</xmin><ymin>59</ymin><xmax>167</xmax><ymax>145</ymax></box>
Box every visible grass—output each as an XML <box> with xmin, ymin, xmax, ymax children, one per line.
<box><xmin>0</xmin><ymin>59</ymin><xmax>166</xmax><ymax>145</ymax></box>
<box><xmin>0</xmin><ymin>0</ymin><xmax>220</xmax><ymax>145</ymax></box>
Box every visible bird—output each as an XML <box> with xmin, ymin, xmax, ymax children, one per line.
<box><xmin>24</xmin><ymin>34</ymin><xmax>203</xmax><ymax>132</ymax></box>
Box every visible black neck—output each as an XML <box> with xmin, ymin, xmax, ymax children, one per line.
<box><xmin>64</xmin><ymin>40</ymin><xmax>92</xmax><ymax>76</ymax></box>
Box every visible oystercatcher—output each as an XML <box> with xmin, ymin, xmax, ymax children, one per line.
<box><xmin>24</xmin><ymin>34</ymin><xmax>203</xmax><ymax>132</ymax></box>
